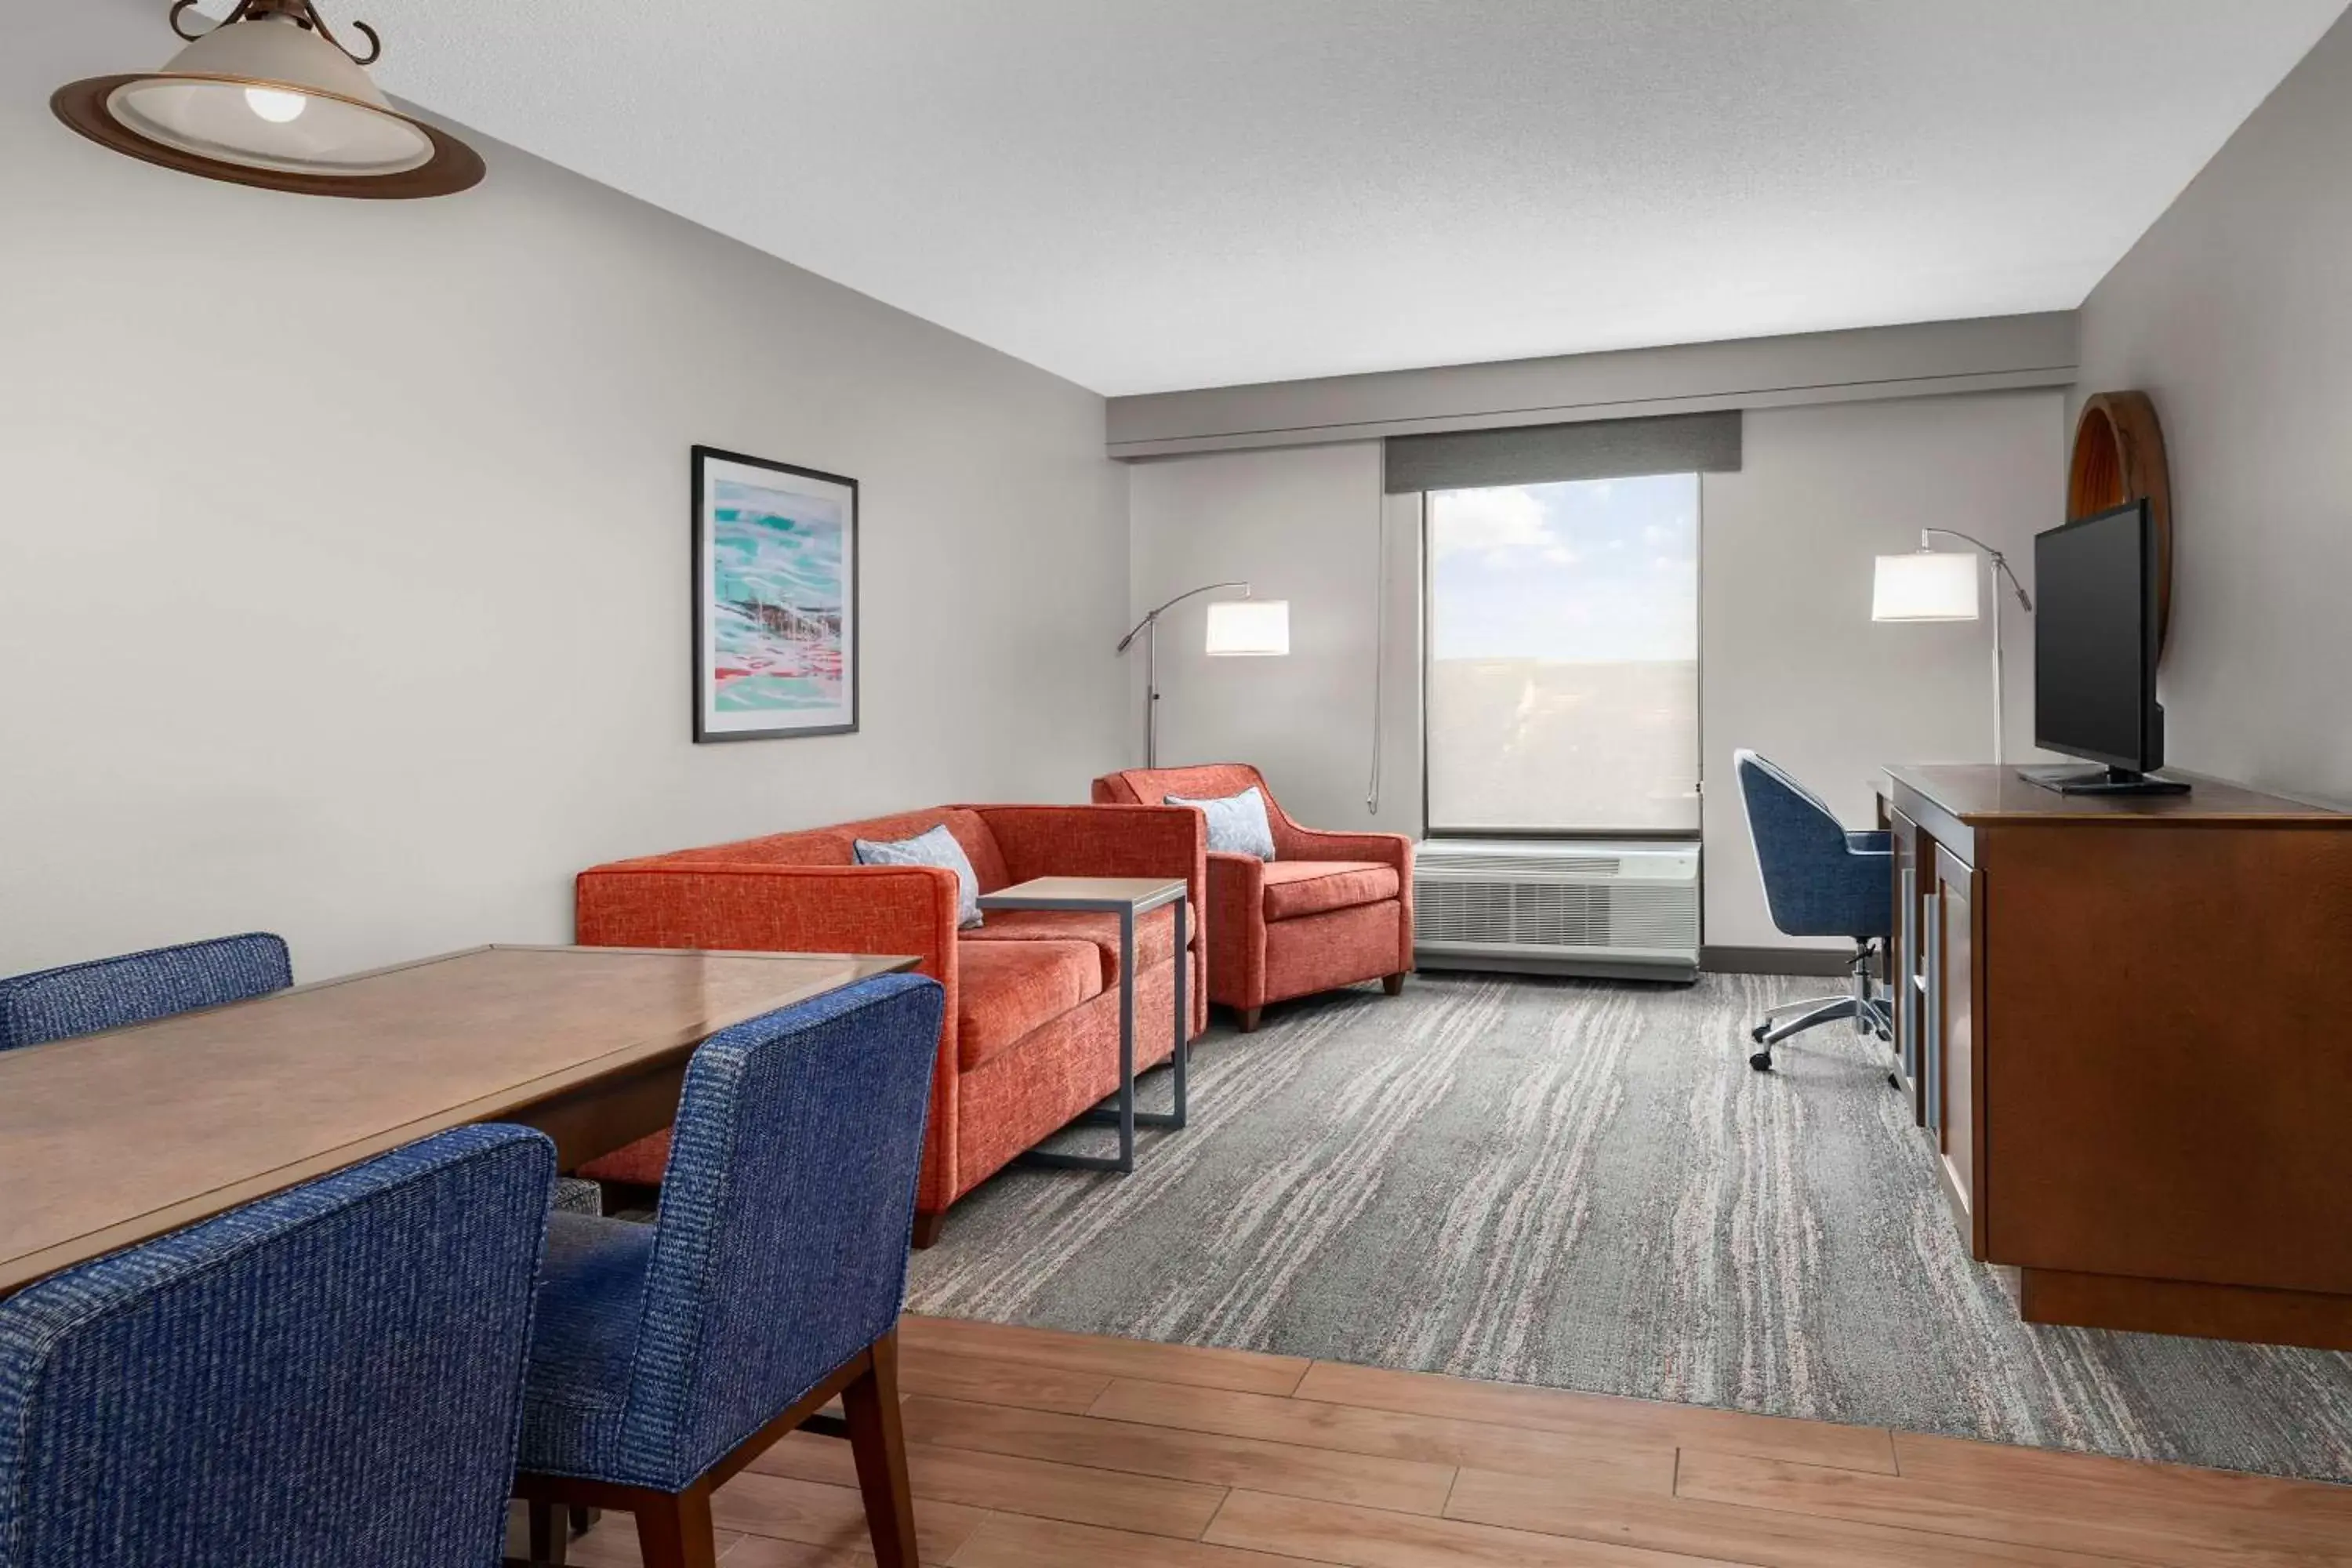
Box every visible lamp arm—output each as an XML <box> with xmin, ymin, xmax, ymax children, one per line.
<box><xmin>1920</xmin><ymin>528</ymin><xmax>2034</xmax><ymax>612</ymax></box>
<box><xmin>1116</xmin><ymin>580</ymin><xmax>1252</xmax><ymax>652</ymax></box>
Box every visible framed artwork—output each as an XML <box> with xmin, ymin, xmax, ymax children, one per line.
<box><xmin>691</xmin><ymin>445</ymin><xmax>858</xmax><ymax>742</ymax></box>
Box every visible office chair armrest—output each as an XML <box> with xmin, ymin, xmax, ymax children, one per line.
<box><xmin>1846</xmin><ymin>829</ymin><xmax>1893</xmax><ymax>856</ymax></box>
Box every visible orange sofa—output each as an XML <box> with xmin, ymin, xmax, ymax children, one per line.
<box><xmin>572</xmin><ymin>804</ymin><xmax>1205</xmax><ymax>1243</ymax></box>
<box><xmin>1092</xmin><ymin>764</ymin><xmax>1413</xmax><ymax>1029</ymax></box>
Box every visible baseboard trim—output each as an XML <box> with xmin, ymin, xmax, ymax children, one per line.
<box><xmin>1700</xmin><ymin>945</ymin><xmax>1850</xmax><ymax>977</ymax></box>
<box><xmin>1414</xmin><ymin>952</ymin><xmax>1698</xmax><ymax>985</ymax></box>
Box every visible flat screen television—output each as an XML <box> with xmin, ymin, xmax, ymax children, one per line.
<box><xmin>2024</xmin><ymin>499</ymin><xmax>2186</xmax><ymax>795</ymax></box>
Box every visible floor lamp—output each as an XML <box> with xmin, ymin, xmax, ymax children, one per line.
<box><xmin>1117</xmin><ymin>583</ymin><xmax>1290</xmax><ymax>768</ymax></box>
<box><xmin>1872</xmin><ymin>530</ymin><xmax>2034</xmax><ymax>764</ymax></box>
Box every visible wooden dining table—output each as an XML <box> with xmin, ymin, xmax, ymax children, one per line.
<box><xmin>0</xmin><ymin>943</ymin><xmax>916</xmax><ymax>1299</ymax></box>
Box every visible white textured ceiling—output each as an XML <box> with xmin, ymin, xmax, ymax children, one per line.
<box><xmin>229</xmin><ymin>2</ymin><xmax>2351</xmax><ymax>392</ymax></box>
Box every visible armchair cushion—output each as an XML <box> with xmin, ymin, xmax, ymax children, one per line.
<box><xmin>960</xmin><ymin>906</ymin><xmax>1178</xmax><ymax>987</ymax></box>
<box><xmin>1165</xmin><ymin>786</ymin><xmax>1276</xmax><ymax>860</ymax></box>
<box><xmin>1260</xmin><ymin>859</ymin><xmax>1400</xmax><ymax>922</ymax></box>
<box><xmin>953</xmin><ymin>939</ymin><xmax>1102</xmax><ymax>1070</ymax></box>
<box><xmin>520</xmin><ymin>1212</ymin><xmax>655</xmax><ymax>1475</ymax></box>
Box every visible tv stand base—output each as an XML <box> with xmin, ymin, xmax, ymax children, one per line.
<box><xmin>2017</xmin><ymin>764</ymin><xmax>2190</xmax><ymax>796</ymax></box>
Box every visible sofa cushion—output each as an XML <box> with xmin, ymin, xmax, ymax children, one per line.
<box><xmin>955</xmin><ymin>938</ymin><xmax>1101</xmax><ymax>1070</ymax></box>
<box><xmin>960</xmin><ymin>906</ymin><xmax>1178</xmax><ymax>987</ymax></box>
<box><xmin>622</xmin><ymin>808</ymin><xmax>1012</xmax><ymax>891</ymax></box>
<box><xmin>1261</xmin><ymin>859</ymin><xmax>1400</xmax><ymax>922</ymax></box>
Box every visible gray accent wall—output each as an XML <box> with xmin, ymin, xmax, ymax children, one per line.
<box><xmin>1</xmin><ymin>5</ymin><xmax>1127</xmax><ymax>981</ymax></box>
<box><xmin>2075</xmin><ymin>9</ymin><xmax>2352</xmax><ymax>808</ymax></box>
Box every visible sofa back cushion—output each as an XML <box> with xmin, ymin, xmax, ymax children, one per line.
<box><xmin>1094</xmin><ymin>764</ymin><xmax>1272</xmax><ymax>815</ymax></box>
<box><xmin>620</xmin><ymin>808</ymin><xmax>1012</xmax><ymax>891</ymax></box>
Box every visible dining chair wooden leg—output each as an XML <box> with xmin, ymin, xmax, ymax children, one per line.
<box><xmin>633</xmin><ymin>1484</ymin><xmax>720</xmax><ymax>1568</ymax></box>
<box><xmin>844</xmin><ymin>1331</ymin><xmax>920</xmax><ymax>1568</ymax></box>
<box><xmin>527</xmin><ymin>1501</ymin><xmax>568</xmax><ymax>1565</ymax></box>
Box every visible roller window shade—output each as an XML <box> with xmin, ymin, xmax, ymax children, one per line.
<box><xmin>1384</xmin><ymin>410</ymin><xmax>1740</xmax><ymax>494</ymax></box>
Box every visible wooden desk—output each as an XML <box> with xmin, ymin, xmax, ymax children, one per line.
<box><xmin>1876</xmin><ymin>765</ymin><xmax>2352</xmax><ymax>1349</ymax></box>
<box><xmin>0</xmin><ymin>944</ymin><xmax>913</xmax><ymax>1297</ymax></box>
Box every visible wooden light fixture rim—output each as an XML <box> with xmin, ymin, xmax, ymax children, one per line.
<box><xmin>2067</xmin><ymin>389</ymin><xmax>2173</xmax><ymax>659</ymax></box>
<box><xmin>49</xmin><ymin>73</ymin><xmax>485</xmax><ymax>199</ymax></box>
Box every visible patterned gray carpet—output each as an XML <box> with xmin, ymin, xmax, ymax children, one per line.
<box><xmin>908</xmin><ymin>971</ymin><xmax>2352</xmax><ymax>1483</ymax></box>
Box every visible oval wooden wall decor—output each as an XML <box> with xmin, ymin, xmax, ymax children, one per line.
<box><xmin>2067</xmin><ymin>390</ymin><xmax>2173</xmax><ymax>656</ymax></box>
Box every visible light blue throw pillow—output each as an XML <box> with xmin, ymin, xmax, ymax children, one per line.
<box><xmin>1165</xmin><ymin>786</ymin><xmax>1278</xmax><ymax>861</ymax></box>
<box><xmin>854</xmin><ymin>823</ymin><xmax>983</xmax><ymax>928</ymax></box>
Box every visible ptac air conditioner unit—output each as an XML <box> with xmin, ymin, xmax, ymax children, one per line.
<box><xmin>1413</xmin><ymin>840</ymin><xmax>1700</xmax><ymax>982</ymax></box>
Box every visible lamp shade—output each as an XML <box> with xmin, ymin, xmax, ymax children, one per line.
<box><xmin>1204</xmin><ymin>598</ymin><xmax>1290</xmax><ymax>656</ymax></box>
<box><xmin>52</xmin><ymin>2</ymin><xmax>485</xmax><ymax>198</ymax></box>
<box><xmin>1872</xmin><ymin>552</ymin><xmax>1980</xmax><ymax>622</ymax></box>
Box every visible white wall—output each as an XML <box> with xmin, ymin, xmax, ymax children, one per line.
<box><xmin>1700</xmin><ymin>393</ymin><xmax>2063</xmax><ymax>948</ymax></box>
<box><xmin>1124</xmin><ymin>391</ymin><xmax>2066</xmax><ymax>953</ymax></box>
<box><xmin>2075</xmin><ymin>9</ymin><xmax>2352</xmax><ymax>808</ymax></box>
<box><xmin>1123</xmin><ymin>443</ymin><xmax>1422</xmax><ymax>835</ymax></box>
<box><xmin>0</xmin><ymin>6</ymin><xmax>1127</xmax><ymax>982</ymax></box>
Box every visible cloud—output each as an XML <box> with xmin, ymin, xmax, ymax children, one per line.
<box><xmin>1431</xmin><ymin>486</ymin><xmax>1549</xmax><ymax>558</ymax></box>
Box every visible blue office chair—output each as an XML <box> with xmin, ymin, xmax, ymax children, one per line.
<box><xmin>0</xmin><ymin>931</ymin><xmax>292</xmax><ymax>1051</ymax></box>
<box><xmin>513</xmin><ymin>971</ymin><xmax>944</xmax><ymax>1568</ymax></box>
<box><xmin>1734</xmin><ymin>750</ymin><xmax>1893</xmax><ymax>1073</ymax></box>
<box><xmin>0</xmin><ymin>1123</ymin><xmax>554</xmax><ymax>1568</ymax></box>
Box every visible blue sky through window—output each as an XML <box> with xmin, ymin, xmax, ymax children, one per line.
<box><xmin>1428</xmin><ymin>474</ymin><xmax>1698</xmax><ymax>663</ymax></box>
<box><xmin>1426</xmin><ymin>474</ymin><xmax>1700</xmax><ymax>832</ymax></box>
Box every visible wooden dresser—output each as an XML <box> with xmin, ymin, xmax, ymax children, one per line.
<box><xmin>1875</xmin><ymin>764</ymin><xmax>2352</xmax><ymax>1349</ymax></box>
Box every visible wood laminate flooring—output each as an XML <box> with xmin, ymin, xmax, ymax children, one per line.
<box><xmin>548</xmin><ymin>1314</ymin><xmax>2352</xmax><ymax>1566</ymax></box>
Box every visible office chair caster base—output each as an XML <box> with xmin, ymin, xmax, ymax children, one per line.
<box><xmin>1749</xmin><ymin>1023</ymin><xmax>1770</xmax><ymax>1044</ymax></box>
<box><xmin>1748</xmin><ymin>1050</ymin><xmax>1774</xmax><ymax>1072</ymax></box>
<box><xmin>1886</xmin><ymin>1071</ymin><xmax>1901</xmax><ymax>1091</ymax></box>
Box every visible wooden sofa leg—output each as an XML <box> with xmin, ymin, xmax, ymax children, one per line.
<box><xmin>1384</xmin><ymin>972</ymin><xmax>1406</xmax><ymax>996</ymax></box>
<box><xmin>1238</xmin><ymin>1007</ymin><xmax>1262</xmax><ymax>1033</ymax></box>
<box><xmin>911</xmin><ymin>1211</ymin><xmax>945</xmax><ymax>1250</ymax></box>
<box><xmin>845</xmin><ymin>1335</ymin><xmax>920</xmax><ymax>1567</ymax></box>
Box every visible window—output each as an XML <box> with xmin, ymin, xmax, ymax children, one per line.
<box><xmin>1424</xmin><ymin>474</ymin><xmax>1700</xmax><ymax>835</ymax></box>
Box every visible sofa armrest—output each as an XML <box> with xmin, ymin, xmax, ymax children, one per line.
<box><xmin>575</xmin><ymin>862</ymin><xmax>960</xmax><ymax>975</ymax></box>
<box><xmin>1206</xmin><ymin>851</ymin><xmax>1268</xmax><ymax>1009</ymax></box>
<box><xmin>1266</xmin><ymin>828</ymin><xmax>1415</xmax><ymax>976</ymax></box>
<box><xmin>574</xmin><ymin>862</ymin><xmax>967</xmax><ymax>1210</ymax></box>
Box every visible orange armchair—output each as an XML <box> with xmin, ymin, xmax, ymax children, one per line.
<box><xmin>1093</xmin><ymin>764</ymin><xmax>1413</xmax><ymax>1029</ymax></box>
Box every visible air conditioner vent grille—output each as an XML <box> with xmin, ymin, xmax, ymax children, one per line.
<box><xmin>1413</xmin><ymin>839</ymin><xmax>1698</xmax><ymax>969</ymax></box>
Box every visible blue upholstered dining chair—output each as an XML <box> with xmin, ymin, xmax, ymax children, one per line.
<box><xmin>1734</xmin><ymin>750</ymin><xmax>1894</xmax><ymax>1073</ymax></box>
<box><xmin>0</xmin><ymin>931</ymin><xmax>292</xmax><ymax>1051</ymax></box>
<box><xmin>0</xmin><ymin>933</ymin><xmax>606</xmax><ymax>1216</ymax></box>
<box><xmin>514</xmin><ymin>971</ymin><xmax>945</xmax><ymax>1568</ymax></box>
<box><xmin>0</xmin><ymin>1123</ymin><xmax>554</xmax><ymax>1568</ymax></box>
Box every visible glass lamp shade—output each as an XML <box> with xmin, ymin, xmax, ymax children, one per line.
<box><xmin>1204</xmin><ymin>599</ymin><xmax>1290</xmax><ymax>656</ymax></box>
<box><xmin>52</xmin><ymin>5</ymin><xmax>484</xmax><ymax>198</ymax></box>
<box><xmin>1872</xmin><ymin>551</ymin><xmax>1980</xmax><ymax>622</ymax></box>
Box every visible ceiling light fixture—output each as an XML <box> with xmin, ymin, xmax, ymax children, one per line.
<box><xmin>51</xmin><ymin>0</ymin><xmax>485</xmax><ymax>200</ymax></box>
